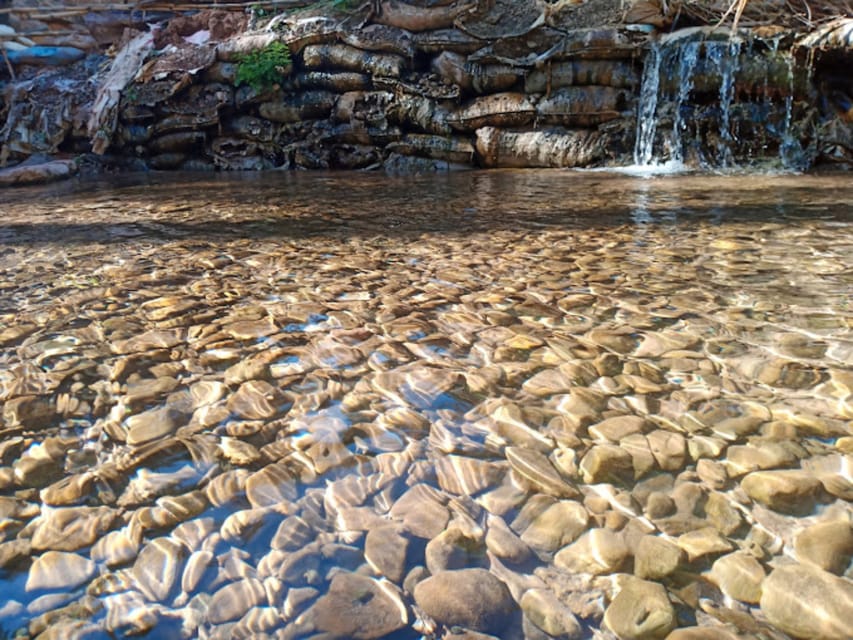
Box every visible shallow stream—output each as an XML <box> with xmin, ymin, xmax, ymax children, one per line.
<box><xmin>0</xmin><ymin>170</ymin><xmax>851</xmax><ymax>639</ymax></box>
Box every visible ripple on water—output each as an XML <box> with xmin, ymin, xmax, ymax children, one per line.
<box><xmin>0</xmin><ymin>171</ymin><xmax>852</xmax><ymax>639</ymax></box>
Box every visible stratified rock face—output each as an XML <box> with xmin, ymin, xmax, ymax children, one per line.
<box><xmin>760</xmin><ymin>563</ymin><xmax>853</xmax><ymax>640</ymax></box>
<box><xmin>414</xmin><ymin>569</ymin><xmax>515</xmax><ymax>633</ymax></box>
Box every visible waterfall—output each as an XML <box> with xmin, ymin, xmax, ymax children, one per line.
<box><xmin>633</xmin><ymin>42</ymin><xmax>662</xmax><ymax>166</ymax></box>
<box><xmin>632</xmin><ymin>27</ymin><xmax>806</xmax><ymax>169</ymax></box>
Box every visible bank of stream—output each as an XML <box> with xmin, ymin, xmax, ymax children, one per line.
<box><xmin>0</xmin><ymin>0</ymin><xmax>852</xmax><ymax>183</ymax></box>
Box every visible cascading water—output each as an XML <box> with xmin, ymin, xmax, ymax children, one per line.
<box><xmin>632</xmin><ymin>28</ymin><xmax>812</xmax><ymax>170</ymax></box>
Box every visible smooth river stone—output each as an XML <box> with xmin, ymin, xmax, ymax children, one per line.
<box><xmin>30</xmin><ymin>506</ymin><xmax>118</xmax><ymax>552</ymax></box>
<box><xmin>646</xmin><ymin>429</ymin><xmax>686</xmax><ymax>471</ymax></box>
<box><xmin>224</xmin><ymin>317</ymin><xmax>278</xmax><ymax>339</ymax></box>
<box><xmin>520</xmin><ymin>500</ymin><xmax>588</xmax><ymax>552</ymax></box>
<box><xmin>227</xmin><ymin>380</ymin><xmax>284</xmax><ymax>420</ymax></box>
<box><xmin>741</xmin><ymin>469</ymin><xmax>823</xmax><ymax>515</ymax></box>
<box><xmin>605</xmin><ymin>578</ymin><xmax>676</xmax><ymax>640</ymax></box>
<box><xmin>389</xmin><ymin>484</ymin><xmax>450</xmax><ymax>539</ymax></box>
<box><xmin>634</xmin><ymin>535</ymin><xmax>683</xmax><ymax>580</ymax></box>
<box><xmin>579</xmin><ymin>444</ymin><xmax>634</xmax><ymax>484</ymax></box>
<box><xmin>125</xmin><ymin>406</ymin><xmax>183</xmax><ymax>446</ymax></box>
<box><xmin>245</xmin><ymin>463</ymin><xmax>298</xmax><ymax>508</ymax></box>
<box><xmin>435</xmin><ymin>455</ymin><xmax>506</xmax><ymax>495</ymax></box>
<box><xmin>554</xmin><ymin>528</ymin><xmax>629</xmax><ymax>575</ymax></box>
<box><xmin>588</xmin><ymin>415</ymin><xmax>649</xmax><ymax>442</ymax></box>
<box><xmin>26</xmin><ymin>551</ymin><xmax>95</xmax><ymax>592</ymax></box>
<box><xmin>760</xmin><ymin>563</ymin><xmax>853</xmax><ymax>640</ymax></box>
<box><xmin>485</xmin><ymin>514</ymin><xmax>532</xmax><ymax>563</ymax></box>
<box><xmin>125</xmin><ymin>376</ymin><xmax>179</xmax><ymax>405</ymax></box>
<box><xmin>677</xmin><ymin>527</ymin><xmax>733</xmax><ymax>562</ymax></box>
<box><xmin>133</xmin><ymin>537</ymin><xmax>188</xmax><ymax>602</ymax></box>
<box><xmin>708</xmin><ymin>551</ymin><xmax>765</xmax><ymax>604</ymax></box>
<box><xmin>506</xmin><ymin>446</ymin><xmax>578</xmax><ymax>498</ymax></box>
<box><xmin>302</xmin><ymin>573</ymin><xmax>408</xmax><ymax>639</ymax></box>
<box><xmin>90</xmin><ymin>528</ymin><xmax>140</xmax><ymax>567</ymax></box>
<box><xmin>794</xmin><ymin>520</ymin><xmax>853</xmax><ymax>574</ymax></box>
<box><xmin>724</xmin><ymin>442</ymin><xmax>800</xmax><ymax>477</ymax></box>
<box><xmin>520</xmin><ymin>588</ymin><xmax>582</xmax><ymax>638</ymax></box>
<box><xmin>207</xmin><ymin>578</ymin><xmax>267</xmax><ymax>624</ymax></box>
<box><xmin>426</xmin><ymin>525</ymin><xmax>487</xmax><ymax>574</ymax></box>
<box><xmin>364</xmin><ymin>522</ymin><xmax>412</xmax><ymax>583</ymax></box>
<box><xmin>414</xmin><ymin>569</ymin><xmax>515</xmax><ymax>634</ymax></box>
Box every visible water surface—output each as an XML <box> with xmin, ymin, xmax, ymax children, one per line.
<box><xmin>1</xmin><ymin>170</ymin><xmax>851</xmax><ymax>639</ymax></box>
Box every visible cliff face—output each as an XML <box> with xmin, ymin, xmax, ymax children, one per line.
<box><xmin>1</xmin><ymin>0</ymin><xmax>852</xmax><ymax>179</ymax></box>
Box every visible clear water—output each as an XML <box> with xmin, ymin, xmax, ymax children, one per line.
<box><xmin>0</xmin><ymin>171</ymin><xmax>851</xmax><ymax>639</ymax></box>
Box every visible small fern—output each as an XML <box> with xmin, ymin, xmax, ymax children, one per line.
<box><xmin>236</xmin><ymin>41</ymin><xmax>291</xmax><ymax>92</ymax></box>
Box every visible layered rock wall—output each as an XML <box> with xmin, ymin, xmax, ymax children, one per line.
<box><xmin>1</xmin><ymin>1</ymin><xmax>852</xmax><ymax>176</ymax></box>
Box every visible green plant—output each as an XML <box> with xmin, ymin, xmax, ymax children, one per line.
<box><xmin>236</xmin><ymin>41</ymin><xmax>291</xmax><ymax>92</ymax></box>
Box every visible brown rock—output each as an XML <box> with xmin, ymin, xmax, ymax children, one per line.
<box><xmin>760</xmin><ymin>563</ymin><xmax>853</xmax><ymax>640</ymax></box>
<box><xmin>414</xmin><ymin>569</ymin><xmax>515</xmax><ymax>634</ymax></box>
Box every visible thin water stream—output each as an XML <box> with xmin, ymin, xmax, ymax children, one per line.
<box><xmin>0</xmin><ymin>170</ymin><xmax>852</xmax><ymax>640</ymax></box>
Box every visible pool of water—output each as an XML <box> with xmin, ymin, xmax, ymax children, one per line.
<box><xmin>0</xmin><ymin>170</ymin><xmax>851</xmax><ymax>639</ymax></box>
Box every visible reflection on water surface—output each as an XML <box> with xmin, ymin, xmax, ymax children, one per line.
<box><xmin>0</xmin><ymin>171</ymin><xmax>852</xmax><ymax>639</ymax></box>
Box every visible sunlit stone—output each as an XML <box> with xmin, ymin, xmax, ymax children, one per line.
<box><xmin>26</xmin><ymin>551</ymin><xmax>96</xmax><ymax>592</ymax></box>
<box><xmin>132</xmin><ymin>537</ymin><xmax>188</xmax><ymax>602</ymax></box>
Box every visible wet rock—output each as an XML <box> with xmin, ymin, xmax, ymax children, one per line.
<box><xmin>794</xmin><ymin>520</ymin><xmax>853</xmax><ymax>574</ymax></box>
<box><xmin>554</xmin><ymin>528</ymin><xmax>629</xmax><ymax>575</ymax></box>
<box><xmin>0</xmin><ymin>158</ymin><xmax>77</xmax><ymax>188</ymax></box>
<box><xmin>665</xmin><ymin>628</ymin><xmax>740</xmax><ymax>640</ymax></box>
<box><xmin>521</xmin><ymin>588</ymin><xmax>583</xmax><ymax>638</ymax></box>
<box><xmin>634</xmin><ymin>535</ymin><xmax>683</xmax><ymax>580</ymax></box>
<box><xmin>272</xmin><ymin>516</ymin><xmax>315</xmax><ymax>551</ymax></box>
<box><xmin>520</xmin><ymin>500</ymin><xmax>588</xmax><ymax>552</ymax></box>
<box><xmin>646</xmin><ymin>430</ymin><xmax>686</xmax><ymax>471</ymax></box>
<box><xmin>703</xmin><ymin>492</ymin><xmax>743</xmax><ymax>536</ymax></box>
<box><xmin>207</xmin><ymin>578</ymin><xmax>267</xmax><ymax>624</ymax></box>
<box><xmin>435</xmin><ymin>455</ymin><xmax>506</xmax><ymax>495</ymax></box>
<box><xmin>579</xmin><ymin>444</ymin><xmax>634</xmax><ymax>484</ymax></box>
<box><xmin>125</xmin><ymin>376</ymin><xmax>179</xmax><ymax>405</ymax></box>
<box><xmin>302</xmin><ymin>572</ymin><xmax>408</xmax><ymax>638</ymax></box>
<box><xmin>125</xmin><ymin>406</ymin><xmax>183</xmax><ymax>446</ymax></box>
<box><xmin>589</xmin><ymin>415</ymin><xmax>650</xmax><ymax>442</ymax></box>
<box><xmin>133</xmin><ymin>537</ymin><xmax>187</xmax><ymax>602</ymax></box>
<box><xmin>30</xmin><ymin>506</ymin><xmax>118</xmax><ymax>552</ymax></box>
<box><xmin>227</xmin><ymin>380</ymin><xmax>285</xmax><ymax>420</ymax></box>
<box><xmin>485</xmin><ymin>514</ymin><xmax>532</xmax><ymax>563</ymax></box>
<box><xmin>26</xmin><ymin>551</ymin><xmax>95</xmax><ymax>592</ymax></box>
<box><xmin>104</xmin><ymin>591</ymin><xmax>158</xmax><ymax>635</ymax></box>
<box><xmin>90</xmin><ymin>528</ymin><xmax>140</xmax><ymax>568</ymax></box>
<box><xmin>0</xmin><ymin>539</ymin><xmax>32</xmax><ymax>571</ymax></box>
<box><xmin>426</xmin><ymin>525</ymin><xmax>487</xmax><ymax>574</ymax></box>
<box><xmin>448</xmin><ymin>93</ymin><xmax>537</xmax><ymax>132</ymax></box>
<box><xmin>245</xmin><ymin>462</ymin><xmax>298</xmax><ymax>508</ymax></box>
<box><xmin>475</xmin><ymin>127</ymin><xmax>605</xmax><ymax>169</ymax></box>
<box><xmin>414</xmin><ymin>569</ymin><xmax>515</xmax><ymax>634</ymax></box>
<box><xmin>603</xmin><ymin>578</ymin><xmax>676</xmax><ymax>640</ymax></box>
<box><xmin>364</xmin><ymin>522</ymin><xmax>412</xmax><ymax>583</ymax></box>
<box><xmin>741</xmin><ymin>469</ymin><xmax>823</xmax><ymax>515</ymax></box>
<box><xmin>389</xmin><ymin>484</ymin><xmax>450</xmax><ymax>539</ymax></box>
<box><xmin>506</xmin><ymin>446</ymin><xmax>578</xmax><ymax>498</ymax></box>
<box><xmin>677</xmin><ymin>527</ymin><xmax>734</xmax><ymax>562</ymax></box>
<box><xmin>760</xmin><ymin>563</ymin><xmax>853</xmax><ymax>640</ymax></box>
<box><xmin>709</xmin><ymin>551</ymin><xmax>765</xmax><ymax>604</ymax></box>
<box><xmin>2</xmin><ymin>395</ymin><xmax>56</xmax><ymax>429</ymax></box>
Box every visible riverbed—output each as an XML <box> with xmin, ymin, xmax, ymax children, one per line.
<box><xmin>1</xmin><ymin>170</ymin><xmax>852</xmax><ymax>639</ymax></box>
